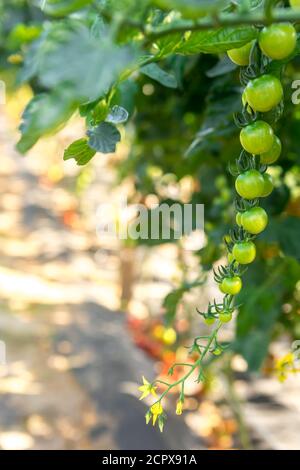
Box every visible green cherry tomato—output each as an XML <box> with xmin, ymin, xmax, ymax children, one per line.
<box><xmin>227</xmin><ymin>40</ymin><xmax>254</xmax><ymax>66</ymax></box>
<box><xmin>220</xmin><ymin>276</ymin><xmax>242</xmax><ymax>295</ymax></box>
<box><xmin>219</xmin><ymin>311</ymin><xmax>233</xmax><ymax>323</ymax></box>
<box><xmin>232</xmin><ymin>241</ymin><xmax>256</xmax><ymax>264</ymax></box>
<box><xmin>235</xmin><ymin>169</ymin><xmax>265</xmax><ymax>200</ymax></box>
<box><xmin>212</xmin><ymin>346</ymin><xmax>223</xmax><ymax>356</ymax></box>
<box><xmin>240</xmin><ymin>120</ymin><xmax>274</xmax><ymax>155</ymax></box>
<box><xmin>241</xmin><ymin>207</ymin><xmax>268</xmax><ymax>234</ymax></box>
<box><xmin>204</xmin><ymin>316</ymin><xmax>215</xmax><ymax>326</ymax></box>
<box><xmin>261</xmin><ymin>173</ymin><xmax>274</xmax><ymax>197</ymax></box>
<box><xmin>236</xmin><ymin>212</ymin><xmax>243</xmax><ymax>227</ymax></box>
<box><xmin>245</xmin><ymin>75</ymin><xmax>283</xmax><ymax>113</ymax></box>
<box><xmin>260</xmin><ymin>136</ymin><xmax>281</xmax><ymax>164</ymax></box>
<box><xmin>259</xmin><ymin>23</ymin><xmax>297</xmax><ymax>60</ymax></box>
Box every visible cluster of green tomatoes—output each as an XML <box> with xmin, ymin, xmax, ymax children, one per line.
<box><xmin>213</xmin><ymin>22</ymin><xmax>297</xmax><ymax>312</ymax></box>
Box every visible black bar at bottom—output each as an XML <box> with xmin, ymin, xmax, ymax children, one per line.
<box><xmin>0</xmin><ymin>449</ymin><xmax>298</xmax><ymax>465</ymax></box>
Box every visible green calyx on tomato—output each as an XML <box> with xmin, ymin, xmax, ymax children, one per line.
<box><xmin>261</xmin><ymin>173</ymin><xmax>274</xmax><ymax>197</ymax></box>
<box><xmin>259</xmin><ymin>23</ymin><xmax>297</xmax><ymax>60</ymax></box>
<box><xmin>260</xmin><ymin>136</ymin><xmax>281</xmax><ymax>164</ymax></box>
<box><xmin>232</xmin><ymin>241</ymin><xmax>256</xmax><ymax>264</ymax></box>
<box><xmin>235</xmin><ymin>169</ymin><xmax>265</xmax><ymax>200</ymax></box>
<box><xmin>220</xmin><ymin>276</ymin><xmax>242</xmax><ymax>295</ymax></box>
<box><xmin>227</xmin><ymin>252</ymin><xmax>235</xmax><ymax>264</ymax></box>
<box><xmin>219</xmin><ymin>311</ymin><xmax>233</xmax><ymax>323</ymax></box>
<box><xmin>245</xmin><ymin>74</ymin><xmax>283</xmax><ymax>113</ymax></box>
<box><xmin>227</xmin><ymin>40</ymin><xmax>254</xmax><ymax>66</ymax></box>
<box><xmin>240</xmin><ymin>120</ymin><xmax>274</xmax><ymax>155</ymax></box>
<box><xmin>236</xmin><ymin>212</ymin><xmax>243</xmax><ymax>226</ymax></box>
<box><xmin>241</xmin><ymin>206</ymin><xmax>268</xmax><ymax>234</ymax></box>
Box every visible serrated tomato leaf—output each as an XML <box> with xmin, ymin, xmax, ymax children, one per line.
<box><xmin>177</xmin><ymin>26</ymin><xmax>258</xmax><ymax>54</ymax></box>
<box><xmin>140</xmin><ymin>63</ymin><xmax>178</xmax><ymax>88</ymax></box>
<box><xmin>16</xmin><ymin>91</ymin><xmax>76</xmax><ymax>154</ymax></box>
<box><xmin>63</xmin><ymin>138</ymin><xmax>96</xmax><ymax>165</ymax></box>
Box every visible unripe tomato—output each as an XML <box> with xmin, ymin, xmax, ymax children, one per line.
<box><xmin>240</xmin><ymin>120</ymin><xmax>274</xmax><ymax>154</ymax></box>
<box><xmin>261</xmin><ymin>173</ymin><xmax>274</xmax><ymax>197</ymax></box>
<box><xmin>241</xmin><ymin>207</ymin><xmax>268</xmax><ymax>234</ymax></box>
<box><xmin>235</xmin><ymin>169</ymin><xmax>265</xmax><ymax>199</ymax></box>
<box><xmin>232</xmin><ymin>241</ymin><xmax>256</xmax><ymax>264</ymax></box>
<box><xmin>212</xmin><ymin>346</ymin><xmax>223</xmax><ymax>356</ymax></box>
<box><xmin>245</xmin><ymin>75</ymin><xmax>283</xmax><ymax>112</ymax></box>
<box><xmin>259</xmin><ymin>23</ymin><xmax>297</xmax><ymax>60</ymax></box>
<box><xmin>227</xmin><ymin>40</ymin><xmax>254</xmax><ymax>66</ymax></box>
<box><xmin>219</xmin><ymin>311</ymin><xmax>233</xmax><ymax>323</ymax></box>
<box><xmin>236</xmin><ymin>212</ymin><xmax>243</xmax><ymax>226</ymax></box>
<box><xmin>220</xmin><ymin>276</ymin><xmax>242</xmax><ymax>295</ymax></box>
<box><xmin>204</xmin><ymin>316</ymin><xmax>215</xmax><ymax>325</ymax></box>
<box><xmin>260</xmin><ymin>136</ymin><xmax>281</xmax><ymax>164</ymax></box>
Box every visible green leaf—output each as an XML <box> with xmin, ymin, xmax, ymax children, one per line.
<box><xmin>20</xmin><ymin>22</ymin><xmax>136</xmax><ymax>103</ymax></box>
<box><xmin>140</xmin><ymin>63</ymin><xmax>178</xmax><ymax>88</ymax></box>
<box><xmin>42</xmin><ymin>0</ymin><xmax>94</xmax><ymax>16</ymax></box>
<box><xmin>16</xmin><ymin>91</ymin><xmax>76</xmax><ymax>154</ymax></box>
<box><xmin>177</xmin><ymin>26</ymin><xmax>257</xmax><ymax>55</ymax></box>
<box><xmin>63</xmin><ymin>138</ymin><xmax>96</xmax><ymax>165</ymax></box>
<box><xmin>163</xmin><ymin>279</ymin><xmax>205</xmax><ymax>324</ymax></box>
<box><xmin>206</xmin><ymin>56</ymin><xmax>237</xmax><ymax>77</ymax></box>
<box><xmin>156</xmin><ymin>30</ymin><xmax>183</xmax><ymax>58</ymax></box>
<box><xmin>87</xmin><ymin>122</ymin><xmax>121</xmax><ymax>154</ymax></box>
<box><xmin>110</xmin><ymin>80</ymin><xmax>138</xmax><ymax>117</ymax></box>
<box><xmin>186</xmin><ymin>80</ymin><xmax>240</xmax><ymax>156</ymax></box>
<box><xmin>7</xmin><ymin>24</ymin><xmax>41</xmax><ymax>50</ymax></box>
<box><xmin>106</xmin><ymin>105</ymin><xmax>129</xmax><ymax>124</ymax></box>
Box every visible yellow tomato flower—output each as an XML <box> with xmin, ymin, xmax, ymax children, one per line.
<box><xmin>176</xmin><ymin>400</ymin><xmax>183</xmax><ymax>415</ymax></box>
<box><xmin>7</xmin><ymin>53</ymin><xmax>23</xmax><ymax>65</ymax></box>
<box><xmin>150</xmin><ymin>402</ymin><xmax>163</xmax><ymax>425</ymax></box>
<box><xmin>138</xmin><ymin>376</ymin><xmax>157</xmax><ymax>400</ymax></box>
<box><xmin>274</xmin><ymin>352</ymin><xmax>298</xmax><ymax>382</ymax></box>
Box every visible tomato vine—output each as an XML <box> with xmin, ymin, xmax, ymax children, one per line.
<box><xmin>139</xmin><ymin>15</ymin><xmax>298</xmax><ymax>432</ymax></box>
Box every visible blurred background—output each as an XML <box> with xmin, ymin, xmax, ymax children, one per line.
<box><xmin>0</xmin><ymin>0</ymin><xmax>300</xmax><ymax>451</ymax></box>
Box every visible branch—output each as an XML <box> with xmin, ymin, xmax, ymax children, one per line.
<box><xmin>145</xmin><ymin>8</ymin><xmax>300</xmax><ymax>41</ymax></box>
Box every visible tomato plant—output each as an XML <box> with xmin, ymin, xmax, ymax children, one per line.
<box><xmin>240</xmin><ymin>121</ymin><xmax>274</xmax><ymax>154</ymax></box>
<box><xmin>261</xmin><ymin>173</ymin><xmax>274</xmax><ymax>197</ymax></box>
<box><xmin>260</xmin><ymin>136</ymin><xmax>282</xmax><ymax>164</ymax></box>
<box><xmin>244</xmin><ymin>74</ymin><xmax>283</xmax><ymax>112</ymax></box>
<box><xmin>227</xmin><ymin>40</ymin><xmax>254</xmax><ymax>65</ymax></box>
<box><xmin>220</xmin><ymin>276</ymin><xmax>242</xmax><ymax>295</ymax></box>
<box><xmin>235</xmin><ymin>169</ymin><xmax>265</xmax><ymax>199</ymax></box>
<box><xmin>232</xmin><ymin>241</ymin><xmax>257</xmax><ymax>265</ymax></box>
<box><xmin>241</xmin><ymin>207</ymin><xmax>268</xmax><ymax>235</ymax></box>
<box><xmin>259</xmin><ymin>23</ymin><xmax>297</xmax><ymax>60</ymax></box>
<box><xmin>1</xmin><ymin>0</ymin><xmax>300</xmax><ymax>438</ymax></box>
